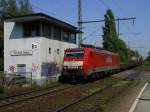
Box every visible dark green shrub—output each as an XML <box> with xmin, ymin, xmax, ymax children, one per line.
<box><xmin>0</xmin><ymin>58</ymin><xmax>3</xmax><ymax>71</ymax></box>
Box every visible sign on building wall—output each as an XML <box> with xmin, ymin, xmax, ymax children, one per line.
<box><xmin>10</xmin><ymin>50</ymin><xmax>33</xmax><ymax>56</ymax></box>
<box><xmin>32</xmin><ymin>43</ymin><xmax>38</xmax><ymax>50</ymax></box>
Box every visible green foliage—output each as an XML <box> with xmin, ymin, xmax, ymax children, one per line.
<box><xmin>7</xmin><ymin>0</ymin><xmax>18</xmax><ymax>17</ymax></box>
<box><xmin>102</xmin><ymin>9</ymin><xmax>140</xmax><ymax>62</ymax></box>
<box><xmin>0</xmin><ymin>0</ymin><xmax>8</xmax><ymax>21</ymax></box>
<box><xmin>115</xmin><ymin>38</ymin><xmax>128</xmax><ymax>62</ymax></box>
<box><xmin>0</xmin><ymin>0</ymin><xmax>33</xmax><ymax>18</ymax></box>
<box><xmin>0</xmin><ymin>22</ymin><xmax>3</xmax><ymax>31</ymax></box>
<box><xmin>129</xmin><ymin>49</ymin><xmax>140</xmax><ymax>59</ymax></box>
<box><xmin>102</xmin><ymin>9</ymin><xmax>118</xmax><ymax>50</ymax></box>
<box><xmin>0</xmin><ymin>58</ymin><xmax>4</xmax><ymax>70</ymax></box>
<box><xmin>102</xmin><ymin>9</ymin><xmax>128</xmax><ymax>62</ymax></box>
<box><xmin>18</xmin><ymin>0</ymin><xmax>33</xmax><ymax>15</ymax></box>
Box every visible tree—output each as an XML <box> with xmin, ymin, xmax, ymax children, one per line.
<box><xmin>0</xmin><ymin>0</ymin><xmax>19</xmax><ymax>59</ymax></box>
<box><xmin>0</xmin><ymin>0</ymin><xmax>18</xmax><ymax>35</ymax></box>
<box><xmin>0</xmin><ymin>0</ymin><xmax>7</xmax><ymax>34</ymax></box>
<box><xmin>0</xmin><ymin>0</ymin><xmax>7</xmax><ymax>61</ymax></box>
<box><xmin>7</xmin><ymin>0</ymin><xmax>18</xmax><ymax>17</ymax></box>
<box><xmin>18</xmin><ymin>0</ymin><xmax>33</xmax><ymax>15</ymax></box>
<box><xmin>0</xmin><ymin>0</ymin><xmax>8</xmax><ymax>21</ymax></box>
<box><xmin>115</xmin><ymin>38</ymin><xmax>128</xmax><ymax>62</ymax></box>
<box><xmin>102</xmin><ymin>9</ymin><xmax>128</xmax><ymax>62</ymax></box>
<box><xmin>102</xmin><ymin>9</ymin><xmax>118</xmax><ymax>51</ymax></box>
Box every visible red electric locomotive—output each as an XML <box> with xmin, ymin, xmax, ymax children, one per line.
<box><xmin>59</xmin><ymin>47</ymin><xmax>120</xmax><ymax>81</ymax></box>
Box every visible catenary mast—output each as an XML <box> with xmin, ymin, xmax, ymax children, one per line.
<box><xmin>78</xmin><ymin>0</ymin><xmax>83</xmax><ymax>47</ymax></box>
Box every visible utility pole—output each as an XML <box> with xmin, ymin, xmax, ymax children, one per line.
<box><xmin>78</xmin><ymin>0</ymin><xmax>83</xmax><ymax>47</ymax></box>
<box><xmin>116</xmin><ymin>18</ymin><xmax>135</xmax><ymax>36</ymax></box>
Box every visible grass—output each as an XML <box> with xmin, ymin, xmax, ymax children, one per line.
<box><xmin>65</xmin><ymin>74</ymin><xmax>148</xmax><ymax>112</ymax></box>
<box><xmin>133</xmin><ymin>65</ymin><xmax>150</xmax><ymax>71</ymax></box>
<box><xmin>3</xmin><ymin>79</ymin><xmax>59</xmax><ymax>97</ymax></box>
<box><xmin>65</xmin><ymin>77</ymin><xmax>132</xmax><ymax>112</ymax></box>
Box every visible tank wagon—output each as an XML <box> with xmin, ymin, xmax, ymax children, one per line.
<box><xmin>59</xmin><ymin>47</ymin><xmax>120</xmax><ymax>81</ymax></box>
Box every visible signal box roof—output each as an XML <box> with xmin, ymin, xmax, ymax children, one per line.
<box><xmin>5</xmin><ymin>13</ymin><xmax>81</xmax><ymax>33</ymax></box>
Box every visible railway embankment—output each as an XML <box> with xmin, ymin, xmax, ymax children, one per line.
<box><xmin>0</xmin><ymin>69</ymin><xmax>143</xmax><ymax>112</ymax></box>
<box><xmin>0</xmin><ymin>66</ymin><xmax>150</xmax><ymax>112</ymax></box>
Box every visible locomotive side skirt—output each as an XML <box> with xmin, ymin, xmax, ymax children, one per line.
<box><xmin>87</xmin><ymin>66</ymin><xmax>120</xmax><ymax>75</ymax></box>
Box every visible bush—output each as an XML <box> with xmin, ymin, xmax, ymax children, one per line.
<box><xmin>31</xmin><ymin>80</ymin><xmax>40</xmax><ymax>89</ymax></box>
<box><xmin>0</xmin><ymin>58</ymin><xmax>3</xmax><ymax>71</ymax></box>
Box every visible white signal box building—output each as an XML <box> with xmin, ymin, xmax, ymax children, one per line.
<box><xmin>4</xmin><ymin>13</ymin><xmax>79</xmax><ymax>79</ymax></box>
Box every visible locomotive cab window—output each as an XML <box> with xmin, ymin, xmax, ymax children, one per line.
<box><xmin>66</xmin><ymin>51</ymin><xmax>84</xmax><ymax>57</ymax></box>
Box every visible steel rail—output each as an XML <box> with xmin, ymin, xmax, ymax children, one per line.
<box><xmin>55</xmin><ymin>84</ymin><xmax>113</xmax><ymax>112</ymax></box>
<box><xmin>0</xmin><ymin>84</ymin><xmax>73</xmax><ymax>108</ymax></box>
<box><xmin>0</xmin><ymin>83</ymin><xmax>61</xmax><ymax>100</ymax></box>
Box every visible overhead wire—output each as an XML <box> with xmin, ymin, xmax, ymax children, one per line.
<box><xmin>110</xmin><ymin>0</ymin><xmax>144</xmax><ymax>53</ymax></box>
<box><xmin>96</xmin><ymin>0</ymin><xmax>136</xmax><ymax>36</ymax></box>
<box><xmin>31</xmin><ymin>3</ymin><xmax>73</xmax><ymax>24</ymax></box>
<box><xmin>97</xmin><ymin>0</ymin><xmax>145</xmax><ymax>55</ymax></box>
<box><xmin>31</xmin><ymin>0</ymin><xmax>138</xmax><ymax>49</ymax></box>
<box><xmin>111</xmin><ymin>0</ymin><xmax>136</xmax><ymax>35</ymax></box>
<box><xmin>83</xmin><ymin>27</ymin><xmax>102</xmax><ymax>46</ymax></box>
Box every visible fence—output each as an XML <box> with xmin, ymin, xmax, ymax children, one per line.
<box><xmin>0</xmin><ymin>72</ymin><xmax>32</xmax><ymax>88</ymax></box>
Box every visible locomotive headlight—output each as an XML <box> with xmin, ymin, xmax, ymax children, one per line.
<box><xmin>74</xmin><ymin>66</ymin><xmax>78</xmax><ymax>69</ymax></box>
<box><xmin>64</xmin><ymin>66</ymin><xmax>68</xmax><ymax>69</ymax></box>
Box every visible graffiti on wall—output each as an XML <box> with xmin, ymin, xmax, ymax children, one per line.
<box><xmin>41</xmin><ymin>62</ymin><xmax>59</xmax><ymax>76</ymax></box>
<box><xmin>9</xmin><ymin>65</ymin><xmax>16</xmax><ymax>72</ymax></box>
<box><xmin>31</xmin><ymin>63</ymin><xmax>39</xmax><ymax>72</ymax></box>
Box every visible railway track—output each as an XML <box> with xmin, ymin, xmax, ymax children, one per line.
<box><xmin>55</xmin><ymin>79</ymin><xmax>131</xmax><ymax>112</ymax></box>
<box><xmin>0</xmin><ymin>83</ymin><xmax>60</xmax><ymax>100</ymax></box>
<box><xmin>55</xmin><ymin>84</ymin><xmax>113</xmax><ymax>112</ymax></box>
<box><xmin>0</xmin><ymin>84</ymin><xmax>74</xmax><ymax>110</ymax></box>
<box><xmin>0</xmin><ymin>78</ymin><xmax>108</xmax><ymax>112</ymax></box>
<box><xmin>0</xmin><ymin>70</ymin><xmax>139</xmax><ymax>112</ymax></box>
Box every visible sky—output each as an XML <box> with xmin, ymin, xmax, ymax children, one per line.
<box><xmin>30</xmin><ymin>0</ymin><xmax>150</xmax><ymax>58</ymax></box>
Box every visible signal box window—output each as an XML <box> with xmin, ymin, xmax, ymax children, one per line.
<box><xmin>57</xmin><ymin>49</ymin><xmax>59</xmax><ymax>54</ymax></box>
<box><xmin>53</xmin><ymin>27</ymin><xmax>61</xmax><ymax>40</ymax></box>
<box><xmin>62</xmin><ymin>30</ymin><xmax>69</xmax><ymax>42</ymax></box>
<box><xmin>23</xmin><ymin>22</ymin><xmax>40</xmax><ymax>37</ymax></box>
<box><xmin>49</xmin><ymin>48</ymin><xmax>51</xmax><ymax>54</ymax></box>
<box><xmin>70</xmin><ymin>33</ymin><xmax>76</xmax><ymax>44</ymax></box>
<box><xmin>42</xmin><ymin>23</ymin><xmax>51</xmax><ymax>38</ymax></box>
